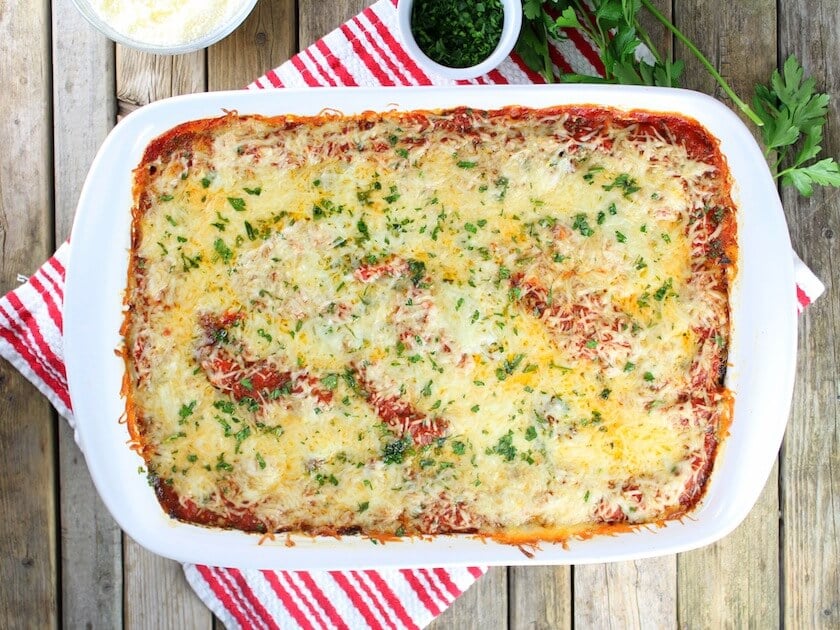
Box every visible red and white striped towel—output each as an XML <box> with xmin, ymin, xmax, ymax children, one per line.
<box><xmin>0</xmin><ymin>0</ymin><xmax>827</xmax><ymax>627</ymax></box>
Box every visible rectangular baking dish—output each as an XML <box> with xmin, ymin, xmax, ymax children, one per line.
<box><xmin>64</xmin><ymin>85</ymin><xmax>797</xmax><ymax>570</ymax></box>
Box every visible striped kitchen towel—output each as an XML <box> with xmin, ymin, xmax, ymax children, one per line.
<box><xmin>0</xmin><ymin>0</ymin><xmax>827</xmax><ymax>628</ymax></box>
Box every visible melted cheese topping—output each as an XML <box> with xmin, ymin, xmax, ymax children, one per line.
<box><xmin>125</xmin><ymin>106</ymin><xmax>736</xmax><ymax>540</ymax></box>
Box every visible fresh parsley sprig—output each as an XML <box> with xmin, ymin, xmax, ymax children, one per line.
<box><xmin>753</xmin><ymin>56</ymin><xmax>840</xmax><ymax>196</ymax></box>
<box><xmin>514</xmin><ymin>0</ymin><xmax>840</xmax><ymax>197</ymax></box>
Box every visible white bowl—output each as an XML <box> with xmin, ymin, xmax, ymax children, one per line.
<box><xmin>70</xmin><ymin>0</ymin><xmax>259</xmax><ymax>55</ymax></box>
<box><xmin>397</xmin><ymin>0</ymin><xmax>523</xmax><ymax>80</ymax></box>
<box><xmin>65</xmin><ymin>85</ymin><xmax>797</xmax><ymax>570</ymax></box>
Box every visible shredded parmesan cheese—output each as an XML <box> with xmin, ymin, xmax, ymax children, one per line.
<box><xmin>88</xmin><ymin>0</ymin><xmax>248</xmax><ymax>46</ymax></box>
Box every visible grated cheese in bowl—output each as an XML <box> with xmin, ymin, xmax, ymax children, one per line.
<box><xmin>72</xmin><ymin>0</ymin><xmax>258</xmax><ymax>54</ymax></box>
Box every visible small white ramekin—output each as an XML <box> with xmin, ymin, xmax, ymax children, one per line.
<box><xmin>70</xmin><ymin>0</ymin><xmax>259</xmax><ymax>55</ymax></box>
<box><xmin>397</xmin><ymin>0</ymin><xmax>522</xmax><ymax>81</ymax></box>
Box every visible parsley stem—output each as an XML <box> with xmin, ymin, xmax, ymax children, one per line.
<box><xmin>633</xmin><ymin>20</ymin><xmax>664</xmax><ymax>64</ymax></box>
<box><xmin>570</xmin><ymin>0</ymin><xmax>602</xmax><ymax>52</ymax></box>
<box><xmin>539</xmin><ymin>21</ymin><xmax>553</xmax><ymax>82</ymax></box>
<box><xmin>639</xmin><ymin>0</ymin><xmax>764</xmax><ymax>127</ymax></box>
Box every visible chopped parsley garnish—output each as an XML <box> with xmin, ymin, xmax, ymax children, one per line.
<box><xmin>214</xmin><ymin>238</ymin><xmax>233</xmax><ymax>263</ymax></box>
<box><xmin>407</xmin><ymin>258</ymin><xmax>427</xmax><ymax>286</ymax></box>
<box><xmin>572</xmin><ymin>213</ymin><xmax>594</xmax><ymax>237</ymax></box>
<box><xmin>384</xmin><ymin>185</ymin><xmax>400</xmax><ymax>203</ymax></box>
<box><xmin>215</xmin><ymin>453</ymin><xmax>233</xmax><ymax>472</ymax></box>
<box><xmin>382</xmin><ymin>437</ymin><xmax>412</xmax><ymax>464</ymax></box>
<box><xmin>583</xmin><ymin>166</ymin><xmax>603</xmax><ymax>182</ymax></box>
<box><xmin>243</xmin><ymin>186</ymin><xmax>262</xmax><ymax>195</ymax></box>
<box><xmin>410</xmin><ymin>0</ymin><xmax>504</xmax><ymax>68</ymax></box>
<box><xmin>654</xmin><ymin>278</ymin><xmax>674</xmax><ymax>301</ymax></box>
<box><xmin>644</xmin><ymin>371</ymin><xmax>655</xmax><ymax>381</ymax></box>
<box><xmin>227</xmin><ymin>197</ymin><xmax>246</xmax><ymax>211</ymax></box>
<box><xmin>457</xmin><ymin>160</ymin><xmax>477</xmax><ymax>169</ymax></box>
<box><xmin>234</xmin><ymin>427</ymin><xmax>251</xmax><ymax>453</ymax></box>
<box><xmin>320</xmin><ymin>373</ymin><xmax>339</xmax><ymax>390</ymax></box>
<box><xmin>525</xmin><ymin>426</ymin><xmax>537</xmax><ymax>441</ymax></box>
<box><xmin>358</xmin><ymin>501</ymin><xmax>369</xmax><ymax>513</ymax></box>
<box><xmin>180</xmin><ymin>252</ymin><xmax>201</xmax><ymax>272</ymax></box>
<box><xmin>256</xmin><ymin>453</ymin><xmax>266</xmax><ymax>469</ymax></box>
<box><xmin>603</xmin><ymin>173</ymin><xmax>641</xmax><ymax>197</ymax></box>
<box><xmin>357</xmin><ymin>219</ymin><xmax>370</xmax><ymax>240</ymax></box>
<box><xmin>452</xmin><ymin>440</ymin><xmax>466</xmax><ymax>455</ymax></box>
<box><xmin>213</xmin><ymin>400</ymin><xmax>236</xmax><ymax>414</ymax></box>
<box><xmin>178</xmin><ymin>401</ymin><xmax>196</xmax><ymax>420</ymax></box>
<box><xmin>487</xmin><ymin>430</ymin><xmax>517</xmax><ymax>462</ymax></box>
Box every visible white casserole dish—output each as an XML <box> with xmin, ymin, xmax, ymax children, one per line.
<box><xmin>64</xmin><ymin>85</ymin><xmax>797</xmax><ymax>570</ymax></box>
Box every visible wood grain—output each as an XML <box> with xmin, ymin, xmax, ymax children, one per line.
<box><xmin>58</xmin><ymin>423</ymin><xmax>123</xmax><ymax>629</ymax></box>
<box><xmin>124</xmin><ymin>537</ymin><xmax>212</xmax><ymax>630</ymax></box>
<box><xmin>679</xmin><ymin>473</ymin><xmax>781</xmax><ymax>629</ymax></box>
<box><xmin>510</xmin><ymin>566</ymin><xmax>571</xmax><ymax>630</ymax></box>
<box><xmin>208</xmin><ymin>0</ymin><xmax>296</xmax><ymax>91</ymax></box>
<box><xmin>51</xmin><ymin>0</ymin><xmax>116</xmax><ymax>242</ymax></box>
<box><xmin>298</xmin><ymin>0</ymin><xmax>368</xmax><ymax>49</ymax></box>
<box><xmin>116</xmin><ymin>47</ymin><xmax>205</xmax><ymax>117</ymax></box>
<box><xmin>428</xmin><ymin>567</ymin><xmax>507</xmax><ymax>630</ymax></box>
<box><xmin>575</xmin><ymin>559</ymin><xmax>676</xmax><ymax>629</ymax></box>
<box><xmin>778</xmin><ymin>0</ymin><xmax>840</xmax><ymax>626</ymax></box>
<box><xmin>673</xmin><ymin>0</ymin><xmax>781</xmax><ymax>627</ymax></box>
<box><xmin>51</xmin><ymin>3</ymin><xmax>121</xmax><ymax>624</ymax></box>
<box><xmin>0</xmin><ymin>0</ymin><xmax>57</xmax><ymax>626</ymax></box>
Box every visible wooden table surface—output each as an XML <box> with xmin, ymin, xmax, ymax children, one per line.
<box><xmin>1</xmin><ymin>0</ymin><xmax>838</xmax><ymax>627</ymax></box>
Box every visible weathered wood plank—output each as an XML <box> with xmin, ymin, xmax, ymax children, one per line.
<box><xmin>575</xmin><ymin>559</ymin><xmax>677</xmax><ymax>629</ymax></box>
<box><xmin>778</xmin><ymin>0</ymin><xmax>840</xmax><ymax>625</ymax></box>
<box><xmin>116</xmin><ymin>45</ymin><xmax>212</xmax><ymax>630</ymax></box>
<box><xmin>298</xmin><ymin>0</ymin><xmax>368</xmax><ymax>50</ymax></box>
<box><xmin>116</xmin><ymin>47</ymin><xmax>205</xmax><ymax>118</ymax></box>
<box><xmin>124</xmin><ymin>537</ymin><xmax>212</xmax><ymax>630</ymax></box>
<box><xmin>51</xmin><ymin>1</ymin><xmax>122</xmax><ymax>625</ymax></box>
<box><xmin>679</xmin><ymin>473</ymin><xmax>780</xmax><ymax>629</ymax></box>
<box><xmin>510</xmin><ymin>566</ymin><xmax>571</xmax><ymax>630</ymax></box>
<box><xmin>427</xmin><ymin>567</ymin><xmax>507</xmax><ymax>630</ymax></box>
<box><xmin>208</xmin><ymin>0</ymin><xmax>297</xmax><ymax>91</ymax></box>
<box><xmin>58</xmin><ymin>423</ymin><xmax>123</xmax><ymax>629</ymax></box>
<box><xmin>52</xmin><ymin>0</ymin><xmax>116</xmax><ymax>242</ymax></box>
<box><xmin>0</xmin><ymin>0</ymin><xmax>58</xmax><ymax>626</ymax></box>
<box><xmin>674</xmin><ymin>1</ymin><xmax>780</xmax><ymax>627</ymax></box>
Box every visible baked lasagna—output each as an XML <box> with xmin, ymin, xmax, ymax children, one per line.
<box><xmin>123</xmin><ymin>104</ymin><xmax>737</xmax><ymax>542</ymax></box>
